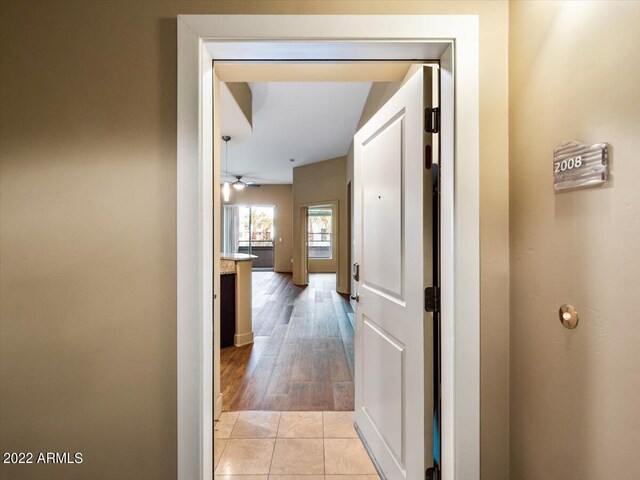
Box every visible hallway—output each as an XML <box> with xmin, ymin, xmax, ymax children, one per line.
<box><xmin>220</xmin><ymin>273</ymin><xmax>355</xmax><ymax>411</ymax></box>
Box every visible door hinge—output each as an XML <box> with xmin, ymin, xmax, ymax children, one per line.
<box><xmin>425</xmin><ymin>107</ymin><xmax>440</xmax><ymax>134</ymax></box>
<box><xmin>424</xmin><ymin>286</ymin><xmax>440</xmax><ymax>313</ymax></box>
<box><xmin>426</xmin><ymin>466</ymin><xmax>440</xmax><ymax>480</ymax></box>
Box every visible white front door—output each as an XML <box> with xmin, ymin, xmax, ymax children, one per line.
<box><xmin>353</xmin><ymin>66</ymin><xmax>439</xmax><ymax>479</ymax></box>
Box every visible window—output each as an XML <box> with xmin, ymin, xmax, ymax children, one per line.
<box><xmin>238</xmin><ymin>206</ymin><xmax>274</xmax><ymax>250</ymax></box>
<box><xmin>308</xmin><ymin>206</ymin><xmax>333</xmax><ymax>259</ymax></box>
<box><xmin>223</xmin><ymin>205</ymin><xmax>275</xmax><ymax>270</ymax></box>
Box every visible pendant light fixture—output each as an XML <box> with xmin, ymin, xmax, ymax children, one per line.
<box><xmin>222</xmin><ymin>135</ymin><xmax>231</xmax><ymax>202</ymax></box>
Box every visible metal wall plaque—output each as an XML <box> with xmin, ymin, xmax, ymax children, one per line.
<box><xmin>553</xmin><ymin>140</ymin><xmax>608</xmax><ymax>191</ymax></box>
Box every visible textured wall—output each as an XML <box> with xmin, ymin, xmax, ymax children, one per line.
<box><xmin>0</xmin><ymin>1</ymin><xmax>509</xmax><ymax>479</ymax></box>
<box><xmin>509</xmin><ymin>1</ymin><xmax>640</xmax><ymax>478</ymax></box>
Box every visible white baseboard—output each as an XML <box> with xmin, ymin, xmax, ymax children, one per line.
<box><xmin>234</xmin><ymin>331</ymin><xmax>254</xmax><ymax>347</ymax></box>
<box><xmin>214</xmin><ymin>393</ymin><xmax>223</xmax><ymax>420</ymax></box>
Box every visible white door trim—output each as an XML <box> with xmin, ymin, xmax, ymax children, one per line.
<box><xmin>177</xmin><ymin>14</ymin><xmax>479</xmax><ymax>480</ymax></box>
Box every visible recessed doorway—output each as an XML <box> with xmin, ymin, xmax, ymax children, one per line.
<box><xmin>308</xmin><ymin>204</ymin><xmax>336</xmax><ymax>261</ymax></box>
<box><xmin>177</xmin><ymin>16</ymin><xmax>481</xmax><ymax>480</ymax></box>
<box><xmin>216</xmin><ymin>63</ymin><xmax>437</xmax><ymax>478</ymax></box>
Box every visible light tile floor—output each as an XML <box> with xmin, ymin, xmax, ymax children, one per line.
<box><xmin>214</xmin><ymin>411</ymin><xmax>380</xmax><ymax>479</ymax></box>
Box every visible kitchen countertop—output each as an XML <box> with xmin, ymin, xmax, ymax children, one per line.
<box><xmin>220</xmin><ymin>259</ymin><xmax>236</xmax><ymax>275</ymax></box>
<box><xmin>221</xmin><ymin>253</ymin><xmax>258</xmax><ymax>261</ymax></box>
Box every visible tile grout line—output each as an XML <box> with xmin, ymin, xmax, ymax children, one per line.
<box><xmin>322</xmin><ymin>411</ymin><xmax>326</xmax><ymax>476</ymax></box>
<box><xmin>213</xmin><ymin>412</ymin><xmax>239</xmax><ymax>475</ymax></box>
<box><xmin>213</xmin><ymin>422</ymin><xmax>228</xmax><ymax>474</ymax></box>
<box><xmin>266</xmin><ymin>411</ymin><xmax>281</xmax><ymax>475</ymax></box>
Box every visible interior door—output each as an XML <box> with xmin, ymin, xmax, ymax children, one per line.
<box><xmin>353</xmin><ymin>66</ymin><xmax>439</xmax><ymax>479</ymax></box>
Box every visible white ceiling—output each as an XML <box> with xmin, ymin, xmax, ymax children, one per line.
<box><xmin>221</xmin><ymin>82</ymin><xmax>371</xmax><ymax>184</ymax></box>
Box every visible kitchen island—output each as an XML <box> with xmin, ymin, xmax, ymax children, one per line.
<box><xmin>220</xmin><ymin>253</ymin><xmax>257</xmax><ymax>347</ymax></box>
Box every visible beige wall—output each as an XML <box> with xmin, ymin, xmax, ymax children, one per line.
<box><xmin>223</xmin><ymin>185</ymin><xmax>293</xmax><ymax>273</ymax></box>
<box><xmin>509</xmin><ymin>1</ymin><xmax>640</xmax><ymax>478</ymax></box>
<box><xmin>0</xmin><ymin>1</ymin><xmax>508</xmax><ymax>479</ymax></box>
<box><xmin>356</xmin><ymin>82</ymin><xmax>404</xmax><ymax>132</ymax></box>
<box><xmin>225</xmin><ymin>82</ymin><xmax>252</xmax><ymax>126</ymax></box>
<box><xmin>292</xmin><ymin>156</ymin><xmax>349</xmax><ymax>293</ymax></box>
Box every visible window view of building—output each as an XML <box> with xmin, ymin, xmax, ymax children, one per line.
<box><xmin>308</xmin><ymin>206</ymin><xmax>333</xmax><ymax>259</ymax></box>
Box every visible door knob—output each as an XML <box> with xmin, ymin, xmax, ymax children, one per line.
<box><xmin>350</xmin><ymin>293</ymin><xmax>360</xmax><ymax>303</ymax></box>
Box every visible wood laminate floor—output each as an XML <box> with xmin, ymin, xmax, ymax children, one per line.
<box><xmin>220</xmin><ymin>272</ymin><xmax>355</xmax><ymax>411</ymax></box>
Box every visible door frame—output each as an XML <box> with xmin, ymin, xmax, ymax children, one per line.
<box><xmin>177</xmin><ymin>14</ymin><xmax>479</xmax><ymax>480</ymax></box>
<box><xmin>303</xmin><ymin>201</ymin><xmax>339</xmax><ymax>277</ymax></box>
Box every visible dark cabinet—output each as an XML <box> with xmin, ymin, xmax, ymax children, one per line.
<box><xmin>220</xmin><ymin>273</ymin><xmax>236</xmax><ymax>348</ymax></box>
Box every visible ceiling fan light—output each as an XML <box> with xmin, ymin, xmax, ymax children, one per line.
<box><xmin>232</xmin><ymin>181</ymin><xmax>245</xmax><ymax>191</ymax></box>
<box><xmin>223</xmin><ymin>182</ymin><xmax>231</xmax><ymax>201</ymax></box>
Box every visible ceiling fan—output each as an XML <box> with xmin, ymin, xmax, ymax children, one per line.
<box><xmin>230</xmin><ymin>175</ymin><xmax>261</xmax><ymax>190</ymax></box>
<box><xmin>222</xmin><ymin>135</ymin><xmax>261</xmax><ymax>200</ymax></box>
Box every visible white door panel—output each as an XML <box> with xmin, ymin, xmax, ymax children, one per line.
<box><xmin>354</xmin><ymin>66</ymin><xmax>438</xmax><ymax>480</ymax></box>
<box><xmin>362</xmin><ymin>113</ymin><xmax>404</xmax><ymax>298</ymax></box>
<box><xmin>362</xmin><ymin>317</ymin><xmax>404</xmax><ymax>461</ymax></box>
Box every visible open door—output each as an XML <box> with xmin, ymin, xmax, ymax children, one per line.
<box><xmin>353</xmin><ymin>66</ymin><xmax>439</xmax><ymax>479</ymax></box>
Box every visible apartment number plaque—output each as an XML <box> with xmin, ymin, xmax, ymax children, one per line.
<box><xmin>553</xmin><ymin>140</ymin><xmax>608</xmax><ymax>191</ymax></box>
